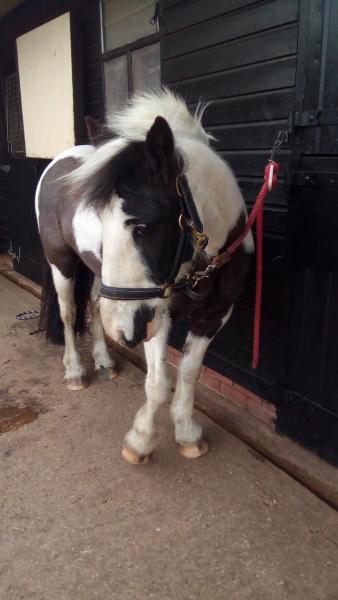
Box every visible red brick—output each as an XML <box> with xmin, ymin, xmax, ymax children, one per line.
<box><xmin>0</xmin><ymin>254</ymin><xmax>13</xmax><ymax>270</ymax></box>
<box><xmin>199</xmin><ymin>369</ymin><xmax>221</xmax><ymax>393</ymax></box>
<box><xmin>247</xmin><ymin>397</ymin><xmax>276</xmax><ymax>425</ymax></box>
<box><xmin>222</xmin><ymin>386</ymin><xmax>249</xmax><ymax>411</ymax></box>
<box><xmin>166</xmin><ymin>354</ymin><xmax>174</xmax><ymax>366</ymax></box>
<box><xmin>173</xmin><ymin>354</ymin><xmax>181</xmax><ymax>367</ymax></box>
<box><xmin>233</xmin><ymin>381</ymin><xmax>255</xmax><ymax>397</ymax></box>
<box><xmin>218</xmin><ymin>374</ymin><xmax>234</xmax><ymax>388</ymax></box>
<box><xmin>247</xmin><ymin>390</ymin><xmax>265</xmax><ymax>405</ymax></box>
<box><xmin>219</xmin><ymin>380</ymin><xmax>233</xmax><ymax>398</ymax></box>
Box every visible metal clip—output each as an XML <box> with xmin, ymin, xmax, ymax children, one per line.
<box><xmin>270</xmin><ymin>130</ymin><xmax>288</xmax><ymax>162</ymax></box>
<box><xmin>189</xmin><ymin>263</ymin><xmax>215</xmax><ymax>288</ymax></box>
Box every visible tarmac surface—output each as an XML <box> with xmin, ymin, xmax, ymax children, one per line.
<box><xmin>1</xmin><ymin>273</ymin><xmax>338</xmax><ymax>600</ymax></box>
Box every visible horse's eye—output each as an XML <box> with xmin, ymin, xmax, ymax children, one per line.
<box><xmin>133</xmin><ymin>224</ymin><xmax>149</xmax><ymax>239</ymax></box>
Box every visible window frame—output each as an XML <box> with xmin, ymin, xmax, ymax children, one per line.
<box><xmin>101</xmin><ymin>32</ymin><xmax>160</xmax><ymax>98</ymax></box>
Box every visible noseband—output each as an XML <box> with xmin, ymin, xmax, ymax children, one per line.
<box><xmin>100</xmin><ymin>172</ymin><xmax>209</xmax><ymax>301</ymax></box>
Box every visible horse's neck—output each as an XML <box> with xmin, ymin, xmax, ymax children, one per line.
<box><xmin>177</xmin><ymin>138</ymin><xmax>245</xmax><ymax>256</ymax></box>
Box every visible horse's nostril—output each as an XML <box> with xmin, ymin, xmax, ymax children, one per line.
<box><xmin>123</xmin><ymin>335</ymin><xmax>138</xmax><ymax>349</ymax></box>
<box><xmin>117</xmin><ymin>331</ymin><xmax>136</xmax><ymax>348</ymax></box>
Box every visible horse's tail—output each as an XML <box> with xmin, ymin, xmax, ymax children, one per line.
<box><xmin>39</xmin><ymin>261</ymin><xmax>94</xmax><ymax>345</ymax></box>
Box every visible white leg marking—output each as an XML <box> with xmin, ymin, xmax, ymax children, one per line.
<box><xmin>124</xmin><ymin>313</ymin><xmax>171</xmax><ymax>456</ymax></box>
<box><xmin>171</xmin><ymin>307</ymin><xmax>233</xmax><ymax>444</ymax></box>
<box><xmin>171</xmin><ymin>333</ymin><xmax>210</xmax><ymax>444</ymax></box>
<box><xmin>90</xmin><ymin>277</ymin><xmax>114</xmax><ymax>371</ymax></box>
<box><xmin>51</xmin><ymin>265</ymin><xmax>85</xmax><ymax>381</ymax></box>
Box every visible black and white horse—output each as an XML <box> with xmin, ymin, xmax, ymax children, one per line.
<box><xmin>36</xmin><ymin>89</ymin><xmax>253</xmax><ymax>463</ymax></box>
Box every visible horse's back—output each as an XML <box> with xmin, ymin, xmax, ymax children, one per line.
<box><xmin>35</xmin><ymin>145</ymin><xmax>93</xmax><ymax>224</ymax></box>
<box><xmin>36</xmin><ymin>145</ymin><xmax>95</xmax><ymax>275</ymax></box>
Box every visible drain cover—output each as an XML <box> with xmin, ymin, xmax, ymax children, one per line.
<box><xmin>16</xmin><ymin>310</ymin><xmax>40</xmax><ymax>321</ymax></box>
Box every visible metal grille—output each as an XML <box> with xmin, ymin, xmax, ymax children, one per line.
<box><xmin>6</xmin><ymin>73</ymin><xmax>25</xmax><ymax>155</ymax></box>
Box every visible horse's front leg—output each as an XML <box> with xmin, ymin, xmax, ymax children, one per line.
<box><xmin>90</xmin><ymin>276</ymin><xmax>118</xmax><ymax>380</ymax></box>
<box><xmin>122</xmin><ymin>313</ymin><xmax>171</xmax><ymax>464</ymax></box>
<box><xmin>170</xmin><ymin>308</ymin><xmax>233</xmax><ymax>459</ymax></box>
<box><xmin>170</xmin><ymin>332</ymin><xmax>210</xmax><ymax>459</ymax></box>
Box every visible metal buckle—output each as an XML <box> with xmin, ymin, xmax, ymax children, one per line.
<box><xmin>178</xmin><ymin>213</ymin><xmax>185</xmax><ymax>231</ymax></box>
<box><xmin>191</xmin><ymin>227</ymin><xmax>208</xmax><ymax>251</ymax></box>
<box><xmin>162</xmin><ymin>283</ymin><xmax>173</xmax><ymax>298</ymax></box>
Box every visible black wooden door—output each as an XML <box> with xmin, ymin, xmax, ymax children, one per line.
<box><xmin>160</xmin><ymin>0</ymin><xmax>298</xmax><ymax>400</ymax></box>
<box><xmin>7</xmin><ymin>158</ymin><xmax>47</xmax><ymax>283</ymax></box>
<box><xmin>277</xmin><ymin>0</ymin><xmax>338</xmax><ymax>464</ymax></box>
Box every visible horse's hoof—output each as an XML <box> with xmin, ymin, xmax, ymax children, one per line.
<box><xmin>178</xmin><ymin>439</ymin><xmax>209</xmax><ymax>459</ymax></box>
<box><xmin>66</xmin><ymin>377</ymin><xmax>89</xmax><ymax>391</ymax></box>
<box><xmin>98</xmin><ymin>366</ymin><xmax>119</xmax><ymax>381</ymax></box>
<box><xmin>122</xmin><ymin>446</ymin><xmax>152</xmax><ymax>465</ymax></box>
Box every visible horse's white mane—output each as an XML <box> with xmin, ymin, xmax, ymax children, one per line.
<box><xmin>65</xmin><ymin>88</ymin><xmax>253</xmax><ymax>257</ymax></box>
<box><xmin>108</xmin><ymin>87</ymin><xmax>211</xmax><ymax>145</ymax></box>
<box><xmin>68</xmin><ymin>88</ymin><xmax>211</xmax><ymax>187</ymax></box>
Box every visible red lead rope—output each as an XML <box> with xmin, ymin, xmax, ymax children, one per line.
<box><xmin>225</xmin><ymin>160</ymin><xmax>280</xmax><ymax>369</ymax></box>
<box><xmin>251</xmin><ymin>161</ymin><xmax>279</xmax><ymax>368</ymax></box>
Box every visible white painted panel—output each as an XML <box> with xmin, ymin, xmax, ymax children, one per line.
<box><xmin>16</xmin><ymin>12</ymin><xmax>75</xmax><ymax>159</ymax></box>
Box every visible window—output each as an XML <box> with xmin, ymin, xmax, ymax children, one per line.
<box><xmin>102</xmin><ymin>0</ymin><xmax>160</xmax><ymax>114</ymax></box>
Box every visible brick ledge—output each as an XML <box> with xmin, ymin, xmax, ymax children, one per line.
<box><xmin>167</xmin><ymin>346</ymin><xmax>276</xmax><ymax>428</ymax></box>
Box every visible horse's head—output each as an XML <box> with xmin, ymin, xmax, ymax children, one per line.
<box><xmin>82</xmin><ymin>116</ymin><xmax>189</xmax><ymax>347</ymax></box>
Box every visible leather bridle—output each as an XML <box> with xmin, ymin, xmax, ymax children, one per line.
<box><xmin>100</xmin><ymin>172</ymin><xmax>209</xmax><ymax>301</ymax></box>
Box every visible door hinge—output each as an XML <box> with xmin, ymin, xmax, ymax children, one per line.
<box><xmin>288</xmin><ymin>109</ymin><xmax>338</xmax><ymax>131</ymax></box>
<box><xmin>289</xmin><ymin>171</ymin><xmax>338</xmax><ymax>187</ymax></box>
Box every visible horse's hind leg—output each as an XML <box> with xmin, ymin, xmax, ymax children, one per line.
<box><xmin>90</xmin><ymin>276</ymin><xmax>118</xmax><ymax>380</ymax></box>
<box><xmin>51</xmin><ymin>265</ymin><xmax>87</xmax><ymax>391</ymax></box>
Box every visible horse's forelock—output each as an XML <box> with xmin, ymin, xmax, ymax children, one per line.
<box><xmin>67</xmin><ymin>127</ymin><xmax>179</xmax><ymax>209</ymax></box>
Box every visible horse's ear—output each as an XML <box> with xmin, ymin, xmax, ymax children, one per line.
<box><xmin>146</xmin><ymin>116</ymin><xmax>174</xmax><ymax>169</ymax></box>
<box><xmin>85</xmin><ymin>115</ymin><xmax>115</xmax><ymax>147</ymax></box>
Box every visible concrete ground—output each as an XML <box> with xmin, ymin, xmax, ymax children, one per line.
<box><xmin>0</xmin><ymin>274</ymin><xmax>338</xmax><ymax>600</ymax></box>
